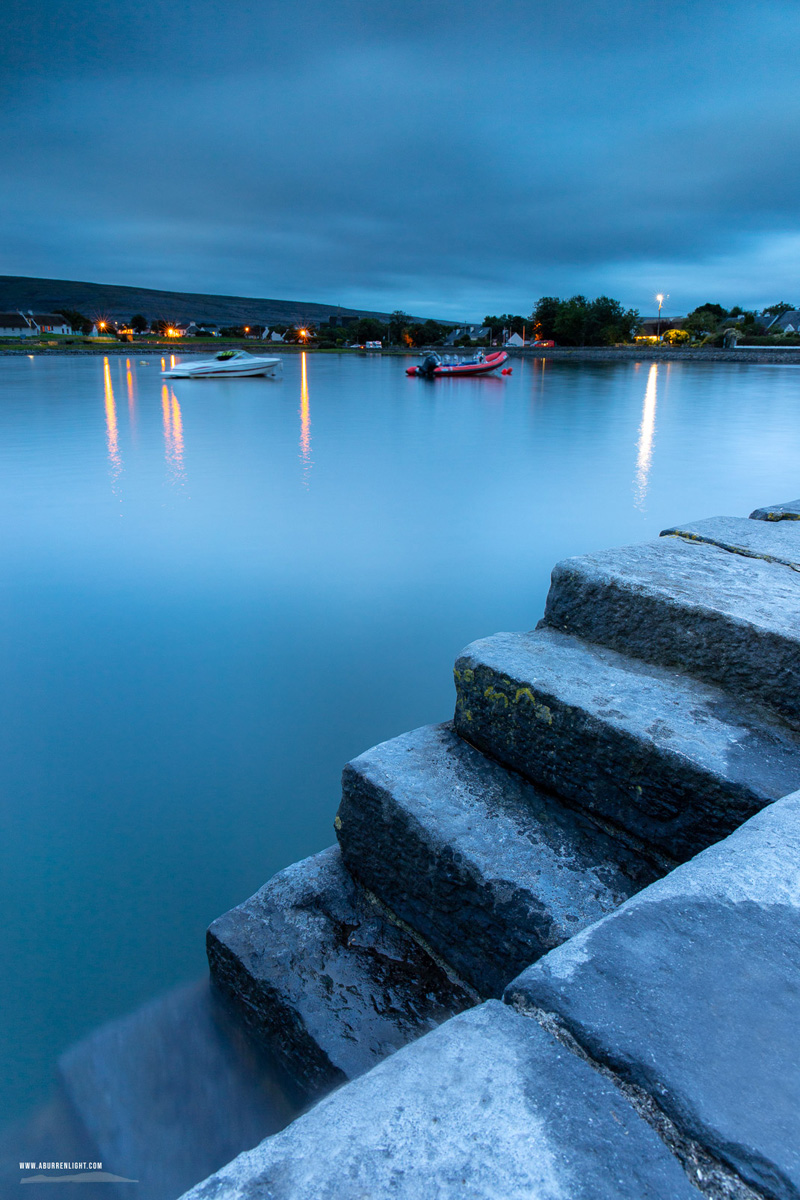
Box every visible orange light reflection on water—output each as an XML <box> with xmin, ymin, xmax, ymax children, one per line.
<box><xmin>162</xmin><ymin>383</ymin><xmax>186</xmax><ymax>483</ymax></box>
<box><xmin>103</xmin><ymin>357</ymin><xmax>122</xmax><ymax>479</ymax></box>
<box><xmin>299</xmin><ymin>351</ymin><xmax>312</xmax><ymax>484</ymax></box>
<box><xmin>125</xmin><ymin>358</ymin><xmax>136</xmax><ymax>416</ymax></box>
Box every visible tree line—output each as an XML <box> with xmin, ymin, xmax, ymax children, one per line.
<box><xmin>52</xmin><ymin>298</ymin><xmax>799</xmax><ymax>348</ymax></box>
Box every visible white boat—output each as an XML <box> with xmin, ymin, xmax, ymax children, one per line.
<box><xmin>161</xmin><ymin>350</ymin><xmax>282</xmax><ymax>379</ymax></box>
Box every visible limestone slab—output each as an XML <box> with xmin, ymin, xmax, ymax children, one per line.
<box><xmin>180</xmin><ymin>1001</ymin><xmax>700</xmax><ymax>1200</ymax></box>
<box><xmin>750</xmin><ymin>498</ymin><xmax>800</xmax><ymax>521</ymax></box>
<box><xmin>661</xmin><ymin>514</ymin><xmax>800</xmax><ymax>568</ymax></box>
<box><xmin>338</xmin><ymin>723</ymin><xmax>657</xmax><ymax>998</ymax></box>
<box><xmin>506</xmin><ymin>790</ymin><xmax>800</xmax><ymax>1200</ymax></box>
<box><xmin>207</xmin><ymin>845</ymin><xmax>473</xmax><ymax>1101</ymax></box>
<box><xmin>454</xmin><ymin>627</ymin><xmax>800</xmax><ymax>860</ymax></box>
<box><xmin>540</xmin><ymin>535</ymin><xmax>800</xmax><ymax>724</ymax></box>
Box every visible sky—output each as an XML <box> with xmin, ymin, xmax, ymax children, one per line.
<box><xmin>2</xmin><ymin>0</ymin><xmax>799</xmax><ymax>321</ymax></box>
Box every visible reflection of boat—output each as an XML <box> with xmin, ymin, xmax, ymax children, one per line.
<box><xmin>161</xmin><ymin>350</ymin><xmax>282</xmax><ymax>379</ymax></box>
<box><xmin>406</xmin><ymin>350</ymin><xmax>509</xmax><ymax>378</ymax></box>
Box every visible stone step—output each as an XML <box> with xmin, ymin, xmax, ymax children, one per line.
<box><xmin>337</xmin><ymin>723</ymin><xmax>658</xmax><ymax>999</ymax></box>
<box><xmin>540</xmin><ymin>533</ymin><xmax>800</xmax><ymax>725</ymax></box>
<box><xmin>750</xmin><ymin>498</ymin><xmax>800</xmax><ymax>521</ymax></box>
<box><xmin>505</xmin><ymin>787</ymin><xmax>800</xmax><ymax>1200</ymax></box>
<box><xmin>454</xmin><ymin>627</ymin><xmax>800</xmax><ymax>862</ymax></box>
<box><xmin>180</xmin><ymin>1002</ymin><xmax>700</xmax><ymax>1200</ymax></box>
<box><xmin>661</xmin><ymin>513</ymin><xmax>800</xmax><ymax>569</ymax></box>
<box><xmin>207</xmin><ymin>845</ymin><xmax>474</xmax><ymax>1103</ymax></box>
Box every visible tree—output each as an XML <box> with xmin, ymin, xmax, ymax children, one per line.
<box><xmin>130</xmin><ymin>314</ymin><xmax>148</xmax><ymax>333</ymax></box>
<box><xmin>694</xmin><ymin>302</ymin><xmax>727</xmax><ymax>318</ymax></box>
<box><xmin>351</xmin><ymin>317</ymin><xmax>386</xmax><ymax>344</ymax></box>
<box><xmin>388</xmin><ymin>310</ymin><xmax>412</xmax><ymax>345</ymax></box>
<box><xmin>484</xmin><ymin>314</ymin><xmax>525</xmax><ymax>339</ymax></box>
<box><xmin>684</xmin><ymin>306</ymin><xmax>724</xmax><ymax>338</ymax></box>
<box><xmin>763</xmin><ymin>302</ymin><xmax>794</xmax><ymax>316</ymax></box>
<box><xmin>663</xmin><ymin>328</ymin><xmax>691</xmax><ymax>345</ymax></box>
<box><xmin>55</xmin><ymin>308</ymin><xmax>92</xmax><ymax>335</ymax></box>
<box><xmin>528</xmin><ymin>295</ymin><xmax>639</xmax><ymax>345</ymax></box>
<box><xmin>407</xmin><ymin>319</ymin><xmax>448</xmax><ymax>347</ymax></box>
<box><xmin>529</xmin><ymin>298</ymin><xmax>562</xmax><ymax>342</ymax></box>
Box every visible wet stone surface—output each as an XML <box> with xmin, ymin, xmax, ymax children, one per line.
<box><xmin>338</xmin><ymin>722</ymin><xmax>657</xmax><ymax>998</ymax></box>
<box><xmin>207</xmin><ymin>845</ymin><xmax>473</xmax><ymax>1102</ymax></box>
<box><xmin>541</xmin><ymin>535</ymin><xmax>800</xmax><ymax>724</ymax></box>
<box><xmin>506</xmin><ymin>790</ymin><xmax>800</xmax><ymax>1200</ymax></box>
<box><xmin>454</xmin><ymin>627</ymin><xmax>800</xmax><ymax>861</ymax></box>
<box><xmin>180</xmin><ymin>1002</ymin><xmax>701</xmax><ymax>1200</ymax></box>
<box><xmin>661</xmin><ymin>514</ymin><xmax>800</xmax><ymax>569</ymax></box>
<box><xmin>749</xmin><ymin>498</ymin><xmax>800</xmax><ymax>521</ymax></box>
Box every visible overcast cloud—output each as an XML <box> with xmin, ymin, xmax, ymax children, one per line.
<box><xmin>2</xmin><ymin>0</ymin><xmax>799</xmax><ymax>318</ymax></box>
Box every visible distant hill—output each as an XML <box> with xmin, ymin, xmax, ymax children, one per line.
<box><xmin>0</xmin><ymin>275</ymin><xmax>403</xmax><ymax>328</ymax></box>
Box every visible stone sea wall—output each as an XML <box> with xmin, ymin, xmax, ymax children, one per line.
<box><xmin>182</xmin><ymin>500</ymin><xmax>800</xmax><ymax>1200</ymax></box>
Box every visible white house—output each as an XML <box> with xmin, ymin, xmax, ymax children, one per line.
<box><xmin>0</xmin><ymin>313</ymin><xmax>35</xmax><ymax>337</ymax></box>
<box><xmin>505</xmin><ymin>332</ymin><xmax>524</xmax><ymax>347</ymax></box>
<box><xmin>30</xmin><ymin>313</ymin><xmax>72</xmax><ymax>334</ymax></box>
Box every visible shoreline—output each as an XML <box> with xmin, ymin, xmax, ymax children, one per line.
<box><xmin>3</xmin><ymin>343</ymin><xmax>800</xmax><ymax>364</ymax></box>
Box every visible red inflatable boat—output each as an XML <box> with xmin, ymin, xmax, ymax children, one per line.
<box><xmin>406</xmin><ymin>350</ymin><xmax>509</xmax><ymax>378</ymax></box>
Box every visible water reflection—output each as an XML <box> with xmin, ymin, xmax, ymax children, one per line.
<box><xmin>126</xmin><ymin>358</ymin><xmax>136</xmax><ymax>419</ymax></box>
<box><xmin>634</xmin><ymin>363</ymin><xmax>658</xmax><ymax>509</ymax></box>
<box><xmin>299</xmin><ymin>351</ymin><xmax>312</xmax><ymax>485</ymax></box>
<box><xmin>161</xmin><ymin>384</ymin><xmax>186</xmax><ymax>484</ymax></box>
<box><xmin>103</xmin><ymin>357</ymin><xmax>123</xmax><ymax>481</ymax></box>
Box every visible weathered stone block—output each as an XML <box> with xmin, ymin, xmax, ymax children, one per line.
<box><xmin>661</xmin><ymin>514</ymin><xmax>800</xmax><ymax>568</ymax></box>
<box><xmin>207</xmin><ymin>845</ymin><xmax>473</xmax><ymax>1101</ymax></box>
<box><xmin>338</xmin><ymin>723</ymin><xmax>657</xmax><ymax>998</ymax></box>
<box><xmin>541</xmin><ymin>535</ymin><xmax>800</xmax><ymax>724</ymax></box>
<box><xmin>750</xmin><ymin>498</ymin><xmax>800</xmax><ymax>521</ymax></box>
<box><xmin>506</xmin><ymin>790</ymin><xmax>800</xmax><ymax>1200</ymax></box>
<box><xmin>179</xmin><ymin>1002</ymin><xmax>700</xmax><ymax>1200</ymax></box>
<box><xmin>454</xmin><ymin>627</ymin><xmax>800</xmax><ymax>861</ymax></box>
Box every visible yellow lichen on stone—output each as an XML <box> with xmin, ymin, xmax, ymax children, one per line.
<box><xmin>484</xmin><ymin>685</ymin><xmax>509</xmax><ymax>708</ymax></box>
<box><xmin>334</xmin><ymin>814</ymin><xmax>342</xmax><ymax>830</ymax></box>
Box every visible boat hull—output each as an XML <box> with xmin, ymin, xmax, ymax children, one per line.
<box><xmin>161</xmin><ymin>353</ymin><xmax>282</xmax><ymax>379</ymax></box>
<box><xmin>406</xmin><ymin>351</ymin><xmax>508</xmax><ymax>377</ymax></box>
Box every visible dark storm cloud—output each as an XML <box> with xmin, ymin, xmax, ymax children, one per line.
<box><xmin>2</xmin><ymin>0</ymin><xmax>799</xmax><ymax>317</ymax></box>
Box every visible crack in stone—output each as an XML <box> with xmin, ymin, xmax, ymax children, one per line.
<box><xmin>507</xmin><ymin>998</ymin><xmax>767</xmax><ymax>1200</ymax></box>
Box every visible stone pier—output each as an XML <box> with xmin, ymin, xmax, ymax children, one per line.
<box><xmin>184</xmin><ymin>501</ymin><xmax>800</xmax><ymax>1199</ymax></box>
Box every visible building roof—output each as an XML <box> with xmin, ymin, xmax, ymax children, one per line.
<box><xmin>32</xmin><ymin>313</ymin><xmax>71</xmax><ymax>325</ymax></box>
<box><xmin>0</xmin><ymin>313</ymin><xmax>32</xmax><ymax>327</ymax></box>
<box><xmin>766</xmin><ymin>310</ymin><xmax>800</xmax><ymax>331</ymax></box>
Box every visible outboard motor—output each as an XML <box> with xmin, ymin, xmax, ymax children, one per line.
<box><xmin>417</xmin><ymin>353</ymin><xmax>441</xmax><ymax>377</ymax></box>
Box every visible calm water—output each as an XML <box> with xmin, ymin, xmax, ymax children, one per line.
<box><xmin>2</xmin><ymin>351</ymin><xmax>799</xmax><ymax>1123</ymax></box>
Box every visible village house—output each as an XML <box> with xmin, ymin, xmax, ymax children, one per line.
<box><xmin>0</xmin><ymin>313</ymin><xmax>36</xmax><ymax>337</ymax></box>
<box><xmin>31</xmin><ymin>313</ymin><xmax>72</xmax><ymax>334</ymax></box>
<box><xmin>765</xmin><ymin>309</ymin><xmax>800</xmax><ymax>333</ymax></box>
<box><xmin>443</xmin><ymin>325</ymin><xmax>492</xmax><ymax>346</ymax></box>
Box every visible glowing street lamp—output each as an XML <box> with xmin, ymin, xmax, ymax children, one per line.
<box><xmin>656</xmin><ymin>294</ymin><xmax>664</xmax><ymax>340</ymax></box>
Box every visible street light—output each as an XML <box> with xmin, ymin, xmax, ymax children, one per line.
<box><xmin>656</xmin><ymin>294</ymin><xmax>664</xmax><ymax>340</ymax></box>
